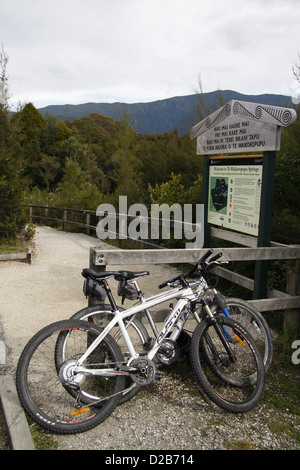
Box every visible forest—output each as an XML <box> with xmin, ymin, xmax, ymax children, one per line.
<box><xmin>0</xmin><ymin>97</ymin><xmax>300</xmax><ymax>250</ymax></box>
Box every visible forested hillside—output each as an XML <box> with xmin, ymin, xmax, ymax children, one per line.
<box><xmin>38</xmin><ymin>90</ymin><xmax>293</xmax><ymax>135</ymax></box>
<box><xmin>0</xmin><ymin>100</ymin><xmax>299</xmax><ymax>247</ymax></box>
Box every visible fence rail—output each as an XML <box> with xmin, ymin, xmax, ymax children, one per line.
<box><xmin>90</xmin><ymin>246</ymin><xmax>300</xmax><ymax>313</ymax></box>
<box><xmin>25</xmin><ymin>204</ymin><xmax>164</xmax><ymax>249</ymax></box>
<box><xmin>24</xmin><ymin>204</ymin><xmax>300</xmax><ymax>328</ymax></box>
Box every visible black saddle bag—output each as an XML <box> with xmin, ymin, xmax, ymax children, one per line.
<box><xmin>117</xmin><ymin>278</ymin><xmax>139</xmax><ymax>304</ymax></box>
<box><xmin>83</xmin><ymin>278</ymin><xmax>107</xmax><ymax>301</ymax></box>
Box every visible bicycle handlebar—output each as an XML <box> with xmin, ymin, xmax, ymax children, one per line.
<box><xmin>158</xmin><ymin>248</ymin><xmax>225</xmax><ymax>289</ymax></box>
<box><xmin>158</xmin><ymin>275</ymin><xmax>183</xmax><ymax>290</ymax></box>
<box><xmin>208</xmin><ymin>252</ymin><xmax>223</xmax><ymax>263</ymax></box>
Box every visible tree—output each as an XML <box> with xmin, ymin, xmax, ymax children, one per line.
<box><xmin>0</xmin><ymin>107</ymin><xmax>25</xmax><ymax>239</ymax></box>
<box><xmin>0</xmin><ymin>44</ymin><xmax>10</xmax><ymax>112</ymax></box>
<box><xmin>292</xmin><ymin>52</ymin><xmax>300</xmax><ymax>87</ymax></box>
<box><xmin>0</xmin><ymin>49</ymin><xmax>27</xmax><ymax>240</ymax></box>
<box><xmin>10</xmin><ymin>103</ymin><xmax>47</xmax><ymax>188</ymax></box>
<box><xmin>272</xmin><ymin>105</ymin><xmax>300</xmax><ymax>244</ymax></box>
<box><xmin>52</xmin><ymin>159</ymin><xmax>103</xmax><ymax>210</ymax></box>
<box><xmin>110</xmin><ymin>111</ymin><xmax>142</xmax><ymax>206</ymax></box>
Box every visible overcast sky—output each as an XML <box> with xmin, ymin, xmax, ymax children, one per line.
<box><xmin>1</xmin><ymin>0</ymin><xmax>300</xmax><ymax>110</ymax></box>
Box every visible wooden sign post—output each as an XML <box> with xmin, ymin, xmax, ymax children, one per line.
<box><xmin>191</xmin><ymin>100</ymin><xmax>297</xmax><ymax>299</ymax></box>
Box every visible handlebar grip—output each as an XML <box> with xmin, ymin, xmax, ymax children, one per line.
<box><xmin>208</xmin><ymin>252</ymin><xmax>223</xmax><ymax>263</ymax></box>
<box><xmin>158</xmin><ymin>275</ymin><xmax>181</xmax><ymax>289</ymax></box>
<box><xmin>158</xmin><ymin>280</ymin><xmax>169</xmax><ymax>289</ymax></box>
<box><xmin>198</xmin><ymin>248</ymin><xmax>214</xmax><ymax>265</ymax></box>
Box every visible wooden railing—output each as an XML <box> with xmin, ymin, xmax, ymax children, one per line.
<box><xmin>24</xmin><ymin>204</ymin><xmax>300</xmax><ymax>328</ymax></box>
<box><xmin>26</xmin><ymin>204</ymin><xmax>163</xmax><ymax>249</ymax></box>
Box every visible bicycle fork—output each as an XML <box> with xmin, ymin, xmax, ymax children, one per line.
<box><xmin>199</xmin><ymin>298</ymin><xmax>237</xmax><ymax>363</ymax></box>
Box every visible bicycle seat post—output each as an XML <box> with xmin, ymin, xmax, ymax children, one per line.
<box><xmin>131</xmin><ymin>279</ymin><xmax>159</xmax><ymax>338</ymax></box>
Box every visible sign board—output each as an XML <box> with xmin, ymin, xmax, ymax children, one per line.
<box><xmin>190</xmin><ymin>100</ymin><xmax>297</xmax><ymax>298</ymax></box>
<box><xmin>208</xmin><ymin>156</ymin><xmax>263</xmax><ymax>236</ymax></box>
<box><xmin>190</xmin><ymin>100</ymin><xmax>297</xmax><ymax>155</ymax></box>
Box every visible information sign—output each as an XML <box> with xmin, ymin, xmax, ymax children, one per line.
<box><xmin>208</xmin><ymin>156</ymin><xmax>263</xmax><ymax>236</ymax></box>
<box><xmin>191</xmin><ymin>100</ymin><xmax>297</xmax><ymax>155</ymax></box>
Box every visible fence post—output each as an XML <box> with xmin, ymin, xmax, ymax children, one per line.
<box><xmin>253</xmin><ymin>151</ymin><xmax>276</xmax><ymax>299</ymax></box>
<box><xmin>284</xmin><ymin>260</ymin><xmax>300</xmax><ymax>333</ymax></box>
<box><xmin>86</xmin><ymin>213</ymin><xmax>90</xmax><ymax>236</ymax></box>
<box><xmin>88</xmin><ymin>247</ymin><xmax>106</xmax><ymax>307</ymax></box>
<box><xmin>62</xmin><ymin>210</ymin><xmax>67</xmax><ymax>231</ymax></box>
<box><xmin>202</xmin><ymin>155</ymin><xmax>210</xmax><ymax>248</ymax></box>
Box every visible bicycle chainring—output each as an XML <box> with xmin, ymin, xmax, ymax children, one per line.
<box><xmin>157</xmin><ymin>338</ymin><xmax>180</xmax><ymax>365</ymax></box>
<box><xmin>129</xmin><ymin>357</ymin><xmax>156</xmax><ymax>386</ymax></box>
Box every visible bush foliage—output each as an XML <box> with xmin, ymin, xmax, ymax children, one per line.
<box><xmin>0</xmin><ymin>102</ymin><xmax>299</xmax><ymax>248</ymax></box>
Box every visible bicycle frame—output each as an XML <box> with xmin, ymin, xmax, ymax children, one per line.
<box><xmin>74</xmin><ymin>249</ymin><xmax>235</xmax><ymax>379</ymax></box>
<box><xmin>75</xmin><ymin>283</ymin><xmax>196</xmax><ymax>375</ymax></box>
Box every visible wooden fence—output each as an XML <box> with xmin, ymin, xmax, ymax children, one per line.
<box><xmin>25</xmin><ymin>204</ymin><xmax>300</xmax><ymax>329</ymax></box>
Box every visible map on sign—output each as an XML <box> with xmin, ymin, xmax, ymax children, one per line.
<box><xmin>208</xmin><ymin>156</ymin><xmax>263</xmax><ymax>237</ymax></box>
<box><xmin>190</xmin><ymin>100</ymin><xmax>297</xmax><ymax>155</ymax></box>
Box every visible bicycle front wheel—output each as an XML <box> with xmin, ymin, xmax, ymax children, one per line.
<box><xmin>220</xmin><ymin>298</ymin><xmax>273</xmax><ymax>373</ymax></box>
<box><xmin>190</xmin><ymin>316</ymin><xmax>265</xmax><ymax>413</ymax></box>
<box><xmin>16</xmin><ymin>320</ymin><xmax>125</xmax><ymax>434</ymax></box>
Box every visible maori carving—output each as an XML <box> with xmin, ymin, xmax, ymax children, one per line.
<box><xmin>254</xmin><ymin>105</ymin><xmax>293</xmax><ymax>126</ymax></box>
<box><xmin>190</xmin><ymin>100</ymin><xmax>297</xmax><ymax>140</ymax></box>
<box><xmin>232</xmin><ymin>101</ymin><xmax>257</xmax><ymax>120</ymax></box>
<box><xmin>233</xmin><ymin>101</ymin><xmax>294</xmax><ymax>126</ymax></box>
<box><xmin>206</xmin><ymin>103</ymin><xmax>231</xmax><ymax>130</ymax></box>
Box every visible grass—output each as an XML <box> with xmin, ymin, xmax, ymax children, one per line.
<box><xmin>0</xmin><ymin>238</ymin><xmax>29</xmax><ymax>254</ymax></box>
<box><xmin>0</xmin><ymin>223</ymin><xmax>35</xmax><ymax>254</ymax></box>
<box><xmin>225</xmin><ymin>440</ymin><xmax>252</xmax><ymax>450</ymax></box>
<box><xmin>22</xmin><ymin>332</ymin><xmax>300</xmax><ymax>450</ymax></box>
<box><xmin>262</xmin><ymin>333</ymin><xmax>300</xmax><ymax>416</ymax></box>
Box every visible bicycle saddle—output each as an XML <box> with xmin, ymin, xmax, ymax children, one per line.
<box><xmin>114</xmin><ymin>270</ymin><xmax>150</xmax><ymax>280</ymax></box>
<box><xmin>82</xmin><ymin>268</ymin><xmax>149</xmax><ymax>281</ymax></box>
<box><xmin>81</xmin><ymin>268</ymin><xmax>117</xmax><ymax>279</ymax></box>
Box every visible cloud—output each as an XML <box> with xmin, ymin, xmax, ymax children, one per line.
<box><xmin>1</xmin><ymin>0</ymin><xmax>300</xmax><ymax>109</ymax></box>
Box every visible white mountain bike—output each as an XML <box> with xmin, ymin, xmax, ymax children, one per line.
<box><xmin>16</xmin><ymin>250</ymin><xmax>266</xmax><ymax>434</ymax></box>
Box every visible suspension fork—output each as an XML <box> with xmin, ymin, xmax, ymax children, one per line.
<box><xmin>212</xmin><ymin>291</ymin><xmax>245</xmax><ymax>344</ymax></box>
<box><xmin>200</xmin><ymin>298</ymin><xmax>237</xmax><ymax>363</ymax></box>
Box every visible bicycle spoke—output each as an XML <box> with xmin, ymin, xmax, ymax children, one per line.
<box><xmin>16</xmin><ymin>320</ymin><xmax>125</xmax><ymax>434</ymax></box>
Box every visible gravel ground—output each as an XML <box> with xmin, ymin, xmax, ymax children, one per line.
<box><xmin>0</xmin><ymin>225</ymin><xmax>299</xmax><ymax>451</ymax></box>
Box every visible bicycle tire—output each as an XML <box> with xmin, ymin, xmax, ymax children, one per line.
<box><xmin>16</xmin><ymin>320</ymin><xmax>126</xmax><ymax>434</ymax></box>
<box><xmin>190</xmin><ymin>316</ymin><xmax>265</xmax><ymax>413</ymax></box>
<box><xmin>67</xmin><ymin>305</ymin><xmax>151</xmax><ymax>404</ymax></box>
<box><xmin>219</xmin><ymin>298</ymin><xmax>273</xmax><ymax>373</ymax></box>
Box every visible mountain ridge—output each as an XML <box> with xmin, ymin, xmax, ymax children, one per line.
<box><xmin>38</xmin><ymin>90</ymin><xmax>293</xmax><ymax>135</ymax></box>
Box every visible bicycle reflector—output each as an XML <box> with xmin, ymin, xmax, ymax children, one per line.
<box><xmin>234</xmin><ymin>333</ymin><xmax>246</xmax><ymax>347</ymax></box>
<box><xmin>70</xmin><ymin>407</ymin><xmax>91</xmax><ymax>416</ymax></box>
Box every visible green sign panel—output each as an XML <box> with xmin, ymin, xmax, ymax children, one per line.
<box><xmin>208</xmin><ymin>156</ymin><xmax>263</xmax><ymax>237</ymax></box>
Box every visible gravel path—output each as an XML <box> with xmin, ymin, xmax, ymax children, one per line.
<box><xmin>0</xmin><ymin>226</ymin><xmax>299</xmax><ymax>451</ymax></box>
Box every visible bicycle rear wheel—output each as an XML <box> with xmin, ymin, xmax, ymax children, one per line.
<box><xmin>190</xmin><ymin>316</ymin><xmax>265</xmax><ymax>413</ymax></box>
<box><xmin>69</xmin><ymin>305</ymin><xmax>150</xmax><ymax>358</ymax></box>
<box><xmin>67</xmin><ymin>305</ymin><xmax>150</xmax><ymax>404</ymax></box>
<box><xmin>16</xmin><ymin>320</ymin><xmax>125</xmax><ymax>434</ymax></box>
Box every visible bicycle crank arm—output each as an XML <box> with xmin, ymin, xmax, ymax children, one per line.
<box><xmin>74</xmin><ymin>366</ymin><xmax>135</xmax><ymax>377</ymax></box>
